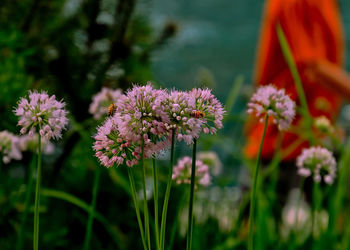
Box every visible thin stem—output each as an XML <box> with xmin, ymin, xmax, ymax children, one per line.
<box><xmin>33</xmin><ymin>132</ymin><xmax>42</xmax><ymax>250</ymax></box>
<box><xmin>276</xmin><ymin>24</ymin><xmax>311</xmax><ymax>124</ymax></box>
<box><xmin>83</xmin><ymin>167</ymin><xmax>101</xmax><ymax>250</ymax></box>
<box><xmin>141</xmin><ymin>138</ymin><xmax>151</xmax><ymax>250</ymax></box>
<box><xmin>127</xmin><ymin>168</ymin><xmax>148</xmax><ymax>250</ymax></box>
<box><xmin>16</xmin><ymin>156</ymin><xmax>36</xmax><ymax>250</ymax></box>
<box><xmin>186</xmin><ymin>138</ymin><xmax>197</xmax><ymax>250</ymax></box>
<box><xmin>160</xmin><ymin>129</ymin><xmax>176</xmax><ymax>250</ymax></box>
<box><xmin>248</xmin><ymin>115</ymin><xmax>269</xmax><ymax>250</ymax></box>
<box><xmin>152</xmin><ymin>157</ymin><xmax>160</xmax><ymax>250</ymax></box>
<box><xmin>295</xmin><ymin>177</ymin><xmax>305</xmax><ymax>231</ymax></box>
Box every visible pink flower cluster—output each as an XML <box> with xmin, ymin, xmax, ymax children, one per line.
<box><xmin>93</xmin><ymin>118</ymin><xmax>140</xmax><ymax>167</ymax></box>
<box><xmin>89</xmin><ymin>87</ymin><xmax>123</xmax><ymax>120</ymax></box>
<box><xmin>0</xmin><ymin>130</ymin><xmax>22</xmax><ymax>164</ymax></box>
<box><xmin>172</xmin><ymin>156</ymin><xmax>211</xmax><ymax>188</ymax></box>
<box><xmin>296</xmin><ymin>146</ymin><xmax>337</xmax><ymax>185</ymax></box>
<box><xmin>163</xmin><ymin>89</ymin><xmax>225</xmax><ymax>144</ymax></box>
<box><xmin>93</xmin><ymin>83</ymin><xmax>225</xmax><ymax>168</ymax></box>
<box><xmin>14</xmin><ymin>91</ymin><xmax>68</xmax><ymax>140</ymax></box>
<box><xmin>247</xmin><ymin>85</ymin><xmax>295</xmax><ymax>130</ymax></box>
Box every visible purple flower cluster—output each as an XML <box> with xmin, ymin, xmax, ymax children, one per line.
<box><xmin>14</xmin><ymin>91</ymin><xmax>68</xmax><ymax>140</ymax></box>
<box><xmin>89</xmin><ymin>87</ymin><xmax>123</xmax><ymax>120</ymax></box>
<box><xmin>172</xmin><ymin>156</ymin><xmax>211</xmax><ymax>188</ymax></box>
<box><xmin>0</xmin><ymin>130</ymin><xmax>22</xmax><ymax>164</ymax></box>
<box><xmin>247</xmin><ymin>85</ymin><xmax>295</xmax><ymax>130</ymax></box>
<box><xmin>296</xmin><ymin>146</ymin><xmax>337</xmax><ymax>184</ymax></box>
<box><xmin>93</xmin><ymin>84</ymin><xmax>225</xmax><ymax>168</ymax></box>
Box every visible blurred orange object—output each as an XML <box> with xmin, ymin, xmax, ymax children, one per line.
<box><xmin>244</xmin><ymin>0</ymin><xmax>345</xmax><ymax>160</ymax></box>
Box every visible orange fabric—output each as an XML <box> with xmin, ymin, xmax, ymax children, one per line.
<box><xmin>244</xmin><ymin>0</ymin><xmax>344</xmax><ymax>160</ymax></box>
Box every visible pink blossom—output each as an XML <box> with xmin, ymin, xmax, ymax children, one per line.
<box><xmin>189</xmin><ymin>88</ymin><xmax>225</xmax><ymax>135</ymax></box>
<box><xmin>247</xmin><ymin>85</ymin><xmax>295</xmax><ymax>130</ymax></box>
<box><xmin>93</xmin><ymin>117</ymin><xmax>140</xmax><ymax>168</ymax></box>
<box><xmin>14</xmin><ymin>90</ymin><xmax>68</xmax><ymax>140</ymax></box>
<box><xmin>115</xmin><ymin>83</ymin><xmax>170</xmax><ymax>155</ymax></box>
<box><xmin>296</xmin><ymin>146</ymin><xmax>337</xmax><ymax>185</ymax></box>
<box><xmin>172</xmin><ymin>156</ymin><xmax>211</xmax><ymax>188</ymax></box>
<box><xmin>89</xmin><ymin>87</ymin><xmax>123</xmax><ymax>120</ymax></box>
<box><xmin>0</xmin><ymin>130</ymin><xmax>22</xmax><ymax>164</ymax></box>
<box><xmin>163</xmin><ymin>90</ymin><xmax>203</xmax><ymax>144</ymax></box>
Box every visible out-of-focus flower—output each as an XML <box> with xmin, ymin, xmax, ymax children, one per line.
<box><xmin>89</xmin><ymin>87</ymin><xmax>123</xmax><ymax>120</ymax></box>
<box><xmin>0</xmin><ymin>131</ymin><xmax>22</xmax><ymax>164</ymax></box>
<box><xmin>93</xmin><ymin>117</ymin><xmax>140</xmax><ymax>168</ymax></box>
<box><xmin>178</xmin><ymin>186</ymin><xmax>242</xmax><ymax>235</ymax></box>
<box><xmin>247</xmin><ymin>85</ymin><xmax>295</xmax><ymax>130</ymax></box>
<box><xmin>281</xmin><ymin>188</ymin><xmax>311</xmax><ymax>242</ymax></box>
<box><xmin>115</xmin><ymin>84</ymin><xmax>170</xmax><ymax>156</ymax></box>
<box><xmin>189</xmin><ymin>88</ymin><xmax>225</xmax><ymax>135</ymax></box>
<box><xmin>296</xmin><ymin>146</ymin><xmax>336</xmax><ymax>184</ymax></box>
<box><xmin>172</xmin><ymin>156</ymin><xmax>211</xmax><ymax>188</ymax></box>
<box><xmin>197</xmin><ymin>151</ymin><xmax>222</xmax><ymax>176</ymax></box>
<box><xmin>14</xmin><ymin>90</ymin><xmax>68</xmax><ymax>140</ymax></box>
<box><xmin>163</xmin><ymin>90</ymin><xmax>202</xmax><ymax>144</ymax></box>
<box><xmin>314</xmin><ymin>116</ymin><xmax>333</xmax><ymax>134</ymax></box>
<box><xmin>19</xmin><ymin>134</ymin><xmax>55</xmax><ymax>155</ymax></box>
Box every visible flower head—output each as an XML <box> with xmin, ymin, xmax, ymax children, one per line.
<box><xmin>93</xmin><ymin>117</ymin><xmax>140</xmax><ymax>167</ymax></box>
<box><xmin>296</xmin><ymin>146</ymin><xmax>337</xmax><ymax>184</ymax></box>
<box><xmin>314</xmin><ymin>116</ymin><xmax>334</xmax><ymax>134</ymax></box>
<box><xmin>14</xmin><ymin>90</ymin><xmax>68</xmax><ymax>140</ymax></box>
<box><xmin>172</xmin><ymin>156</ymin><xmax>211</xmax><ymax>188</ymax></box>
<box><xmin>197</xmin><ymin>151</ymin><xmax>223</xmax><ymax>176</ymax></box>
<box><xmin>247</xmin><ymin>85</ymin><xmax>295</xmax><ymax>130</ymax></box>
<box><xmin>189</xmin><ymin>88</ymin><xmax>225</xmax><ymax>135</ymax></box>
<box><xmin>163</xmin><ymin>90</ymin><xmax>202</xmax><ymax>144</ymax></box>
<box><xmin>89</xmin><ymin>87</ymin><xmax>123</xmax><ymax>120</ymax></box>
<box><xmin>0</xmin><ymin>130</ymin><xmax>22</xmax><ymax>164</ymax></box>
<box><xmin>115</xmin><ymin>84</ymin><xmax>170</xmax><ymax>156</ymax></box>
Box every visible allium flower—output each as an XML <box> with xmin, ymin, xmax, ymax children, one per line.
<box><xmin>163</xmin><ymin>91</ymin><xmax>203</xmax><ymax>144</ymax></box>
<box><xmin>0</xmin><ymin>130</ymin><xmax>22</xmax><ymax>164</ymax></box>
<box><xmin>172</xmin><ymin>156</ymin><xmax>211</xmax><ymax>188</ymax></box>
<box><xmin>14</xmin><ymin>90</ymin><xmax>68</xmax><ymax>140</ymax></box>
<box><xmin>247</xmin><ymin>85</ymin><xmax>295</xmax><ymax>130</ymax></box>
<box><xmin>189</xmin><ymin>88</ymin><xmax>225</xmax><ymax>135</ymax></box>
<box><xmin>296</xmin><ymin>146</ymin><xmax>337</xmax><ymax>184</ymax></box>
<box><xmin>197</xmin><ymin>151</ymin><xmax>223</xmax><ymax>176</ymax></box>
<box><xmin>89</xmin><ymin>87</ymin><xmax>123</xmax><ymax>120</ymax></box>
<box><xmin>314</xmin><ymin>116</ymin><xmax>334</xmax><ymax>134</ymax></box>
<box><xmin>115</xmin><ymin>84</ymin><xmax>170</xmax><ymax>155</ymax></box>
<box><xmin>93</xmin><ymin>117</ymin><xmax>140</xmax><ymax>167</ymax></box>
<box><xmin>19</xmin><ymin>134</ymin><xmax>55</xmax><ymax>155</ymax></box>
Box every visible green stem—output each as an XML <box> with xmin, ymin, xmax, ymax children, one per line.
<box><xmin>248</xmin><ymin>115</ymin><xmax>269</xmax><ymax>250</ymax></box>
<box><xmin>141</xmin><ymin>138</ymin><xmax>151</xmax><ymax>250</ymax></box>
<box><xmin>152</xmin><ymin>157</ymin><xmax>160</xmax><ymax>250</ymax></box>
<box><xmin>83</xmin><ymin>167</ymin><xmax>101</xmax><ymax>250</ymax></box>
<box><xmin>127</xmin><ymin>168</ymin><xmax>148</xmax><ymax>250</ymax></box>
<box><xmin>276</xmin><ymin>24</ymin><xmax>311</xmax><ymax>124</ymax></box>
<box><xmin>295</xmin><ymin>177</ymin><xmax>305</xmax><ymax>231</ymax></box>
<box><xmin>312</xmin><ymin>182</ymin><xmax>322</xmax><ymax>241</ymax></box>
<box><xmin>160</xmin><ymin>129</ymin><xmax>176</xmax><ymax>250</ymax></box>
<box><xmin>33</xmin><ymin>132</ymin><xmax>42</xmax><ymax>250</ymax></box>
<box><xmin>16</xmin><ymin>156</ymin><xmax>36</xmax><ymax>250</ymax></box>
<box><xmin>186</xmin><ymin>138</ymin><xmax>197</xmax><ymax>250</ymax></box>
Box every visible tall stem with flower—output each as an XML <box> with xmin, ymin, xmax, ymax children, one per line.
<box><xmin>247</xmin><ymin>85</ymin><xmax>295</xmax><ymax>250</ymax></box>
<box><xmin>14</xmin><ymin>90</ymin><xmax>68</xmax><ymax>250</ymax></box>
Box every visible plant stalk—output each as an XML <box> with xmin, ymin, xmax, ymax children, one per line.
<box><xmin>248</xmin><ymin>115</ymin><xmax>269</xmax><ymax>250</ymax></box>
